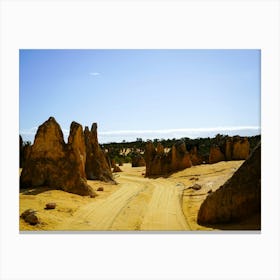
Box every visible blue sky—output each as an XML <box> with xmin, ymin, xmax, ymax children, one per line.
<box><xmin>20</xmin><ymin>49</ymin><xmax>260</xmax><ymax>143</ymax></box>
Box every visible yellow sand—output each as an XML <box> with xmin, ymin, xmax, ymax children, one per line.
<box><xmin>19</xmin><ymin>161</ymin><xmax>244</xmax><ymax>231</ymax></box>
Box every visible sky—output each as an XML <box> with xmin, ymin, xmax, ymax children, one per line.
<box><xmin>19</xmin><ymin>49</ymin><xmax>261</xmax><ymax>143</ymax></box>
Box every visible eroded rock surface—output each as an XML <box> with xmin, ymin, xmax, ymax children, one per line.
<box><xmin>209</xmin><ymin>146</ymin><xmax>225</xmax><ymax>164</ymax></box>
<box><xmin>197</xmin><ymin>142</ymin><xmax>261</xmax><ymax>225</ymax></box>
<box><xmin>84</xmin><ymin>123</ymin><xmax>114</xmax><ymax>182</ymax></box>
<box><xmin>20</xmin><ymin>117</ymin><xmax>96</xmax><ymax>196</ymax></box>
<box><xmin>210</xmin><ymin>136</ymin><xmax>250</xmax><ymax>163</ymax></box>
<box><xmin>232</xmin><ymin>137</ymin><xmax>250</xmax><ymax>160</ymax></box>
<box><xmin>145</xmin><ymin>141</ymin><xmax>192</xmax><ymax>177</ymax></box>
<box><xmin>131</xmin><ymin>154</ymin><xmax>146</xmax><ymax>167</ymax></box>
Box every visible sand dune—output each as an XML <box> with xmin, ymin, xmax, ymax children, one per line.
<box><xmin>20</xmin><ymin>161</ymin><xmax>244</xmax><ymax>231</ymax></box>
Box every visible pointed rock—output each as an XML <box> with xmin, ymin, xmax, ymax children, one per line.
<box><xmin>68</xmin><ymin>121</ymin><xmax>87</xmax><ymax>178</ymax></box>
<box><xmin>197</xmin><ymin>142</ymin><xmax>261</xmax><ymax>225</ymax></box>
<box><xmin>84</xmin><ymin>123</ymin><xmax>114</xmax><ymax>182</ymax></box>
<box><xmin>20</xmin><ymin>117</ymin><xmax>96</xmax><ymax>196</ymax></box>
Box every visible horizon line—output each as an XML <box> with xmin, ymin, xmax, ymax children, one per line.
<box><xmin>20</xmin><ymin>125</ymin><xmax>261</xmax><ymax>143</ymax></box>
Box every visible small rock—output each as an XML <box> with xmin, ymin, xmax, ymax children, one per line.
<box><xmin>207</xmin><ymin>189</ymin><xmax>213</xmax><ymax>194</ymax></box>
<box><xmin>24</xmin><ymin>213</ymin><xmax>39</xmax><ymax>225</ymax></box>
<box><xmin>45</xmin><ymin>203</ymin><xmax>56</xmax><ymax>210</ymax></box>
<box><xmin>113</xmin><ymin>165</ymin><xmax>122</xmax><ymax>173</ymax></box>
<box><xmin>191</xmin><ymin>184</ymin><xmax>202</xmax><ymax>190</ymax></box>
<box><xmin>97</xmin><ymin>187</ymin><xmax>104</xmax><ymax>191</ymax></box>
<box><xmin>190</xmin><ymin>177</ymin><xmax>198</xmax><ymax>181</ymax></box>
<box><xmin>20</xmin><ymin>209</ymin><xmax>36</xmax><ymax>219</ymax></box>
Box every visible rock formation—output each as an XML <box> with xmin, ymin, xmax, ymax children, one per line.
<box><xmin>171</xmin><ymin>141</ymin><xmax>192</xmax><ymax>171</ymax></box>
<box><xmin>232</xmin><ymin>136</ymin><xmax>250</xmax><ymax>160</ymax></box>
<box><xmin>113</xmin><ymin>165</ymin><xmax>122</xmax><ymax>172</ymax></box>
<box><xmin>197</xmin><ymin>142</ymin><xmax>261</xmax><ymax>225</ymax></box>
<box><xmin>67</xmin><ymin>121</ymin><xmax>87</xmax><ymax>178</ymax></box>
<box><xmin>209</xmin><ymin>146</ymin><xmax>225</xmax><ymax>164</ymax></box>
<box><xmin>189</xmin><ymin>146</ymin><xmax>203</xmax><ymax>166</ymax></box>
<box><xmin>21</xmin><ymin>209</ymin><xmax>39</xmax><ymax>225</ymax></box>
<box><xmin>131</xmin><ymin>154</ymin><xmax>146</xmax><ymax>167</ymax></box>
<box><xmin>224</xmin><ymin>138</ymin><xmax>232</xmax><ymax>161</ymax></box>
<box><xmin>20</xmin><ymin>117</ymin><xmax>96</xmax><ymax>196</ymax></box>
<box><xmin>145</xmin><ymin>141</ymin><xmax>192</xmax><ymax>177</ymax></box>
<box><xmin>209</xmin><ymin>136</ymin><xmax>250</xmax><ymax>164</ymax></box>
<box><xmin>84</xmin><ymin>123</ymin><xmax>114</xmax><ymax>182</ymax></box>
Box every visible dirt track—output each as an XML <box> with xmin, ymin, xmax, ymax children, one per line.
<box><xmin>20</xmin><ymin>161</ymin><xmax>244</xmax><ymax>231</ymax></box>
<box><xmin>55</xmin><ymin>173</ymin><xmax>190</xmax><ymax>231</ymax></box>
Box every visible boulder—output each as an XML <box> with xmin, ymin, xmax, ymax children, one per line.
<box><xmin>20</xmin><ymin>117</ymin><xmax>96</xmax><ymax>197</ymax></box>
<box><xmin>197</xmin><ymin>142</ymin><xmax>261</xmax><ymax>225</ymax></box>
<box><xmin>21</xmin><ymin>209</ymin><xmax>39</xmax><ymax>225</ymax></box>
<box><xmin>24</xmin><ymin>213</ymin><xmax>39</xmax><ymax>225</ymax></box>
<box><xmin>84</xmin><ymin>123</ymin><xmax>114</xmax><ymax>182</ymax></box>
<box><xmin>45</xmin><ymin>203</ymin><xmax>56</xmax><ymax>210</ymax></box>
<box><xmin>20</xmin><ymin>209</ymin><xmax>37</xmax><ymax>219</ymax></box>
<box><xmin>189</xmin><ymin>184</ymin><xmax>202</xmax><ymax>191</ymax></box>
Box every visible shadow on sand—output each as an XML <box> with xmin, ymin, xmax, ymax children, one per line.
<box><xmin>20</xmin><ymin>186</ymin><xmax>59</xmax><ymax>195</ymax></box>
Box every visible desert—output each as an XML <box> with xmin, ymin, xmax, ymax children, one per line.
<box><xmin>19</xmin><ymin>50</ymin><xmax>261</xmax><ymax>232</ymax></box>
<box><xmin>19</xmin><ymin>117</ymin><xmax>261</xmax><ymax>231</ymax></box>
<box><xmin>20</xmin><ymin>161</ymin><xmax>251</xmax><ymax>231</ymax></box>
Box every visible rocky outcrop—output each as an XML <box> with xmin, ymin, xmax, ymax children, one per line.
<box><xmin>197</xmin><ymin>142</ymin><xmax>261</xmax><ymax>225</ymax></box>
<box><xmin>20</xmin><ymin>117</ymin><xmax>96</xmax><ymax>196</ymax></box>
<box><xmin>224</xmin><ymin>138</ymin><xmax>232</xmax><ymax>161</ymax></box>
<box><xmin>68</xmin><ymin>121</ymin><xmax>87</xmax><ymax>178</ymax></box>
<box><xmin>131</xmin><ymin>154</ymin><xmax>146</xmax><ymax>167</ymax></box>
<box><xmin>189</xmin><ymin>146</ymin><xmax>203</xmax><ymax>166</ymax></box>
<box><xmin>209</xmin><ymin>146</ymin><xmax>225</xmax><ymax>164</ymax></box>
<box><xmin>171</xmin><ymin>141</ymin><xmax>192</xmax><ymax>171</ymax></box>
<box><xmin>84</xmin><ymin>123</ymin><xmax>114</xmax><ymax>182</ymax></box>
<box><xmin>209</xmin><ymin>136</ymin><xmax>250</xmax><ymax>164</ymax></box>
<box><xmin>145</xmin><ymin>141</ymin><xmax>192</xmax><ymax>177</ymax></box>
<box><xmin>232</xmin><ymin>136</ymin><xmax>250</xmax><ymax>160</ymax></box>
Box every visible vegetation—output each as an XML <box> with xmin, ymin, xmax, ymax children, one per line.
<box><xmin>102</xmin><ymin>135</ymin><xmax>261</xmax><ymax>164</ymax></box>
<box><xmin>20</xmin><ymin>134</ymin><xmax>260</xmax><ymax>166</ymax></box>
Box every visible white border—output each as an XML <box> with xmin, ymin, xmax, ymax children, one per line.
<box><xmin>1</xmin><ymin>1</ymin><xmax>279</xmax><ymax>280</ymax></box>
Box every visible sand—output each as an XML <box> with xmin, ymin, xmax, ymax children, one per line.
<box><xmin>19</xmin><ymin>160</ymin><xmax>245</xmax><ymax>231</ymax></box>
